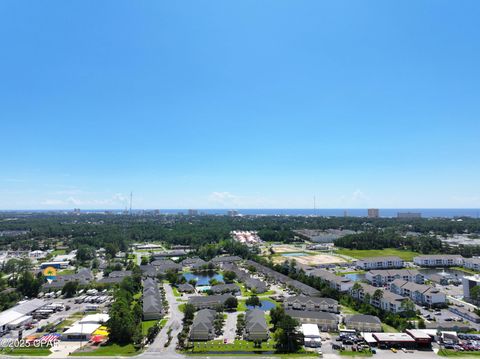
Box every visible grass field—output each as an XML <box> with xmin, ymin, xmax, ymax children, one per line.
<box><xmin>438</xmin><ymin>349</ymin><xmax>480</xmax><ymax>357</ymax></box>
<box><xmin>190</xmin><ymin>339</ymin><xmax>275</xmax><ymax>353</ymax></box>
<box><xmin>381</xmin><ymin>323</ymin><xmax>399</xmax><ymax>333</ymax></box>
<box><xmin>70</xmin><ymin>343</ymin><xmax>139</xmax><ymax>356</ymax></box>
<box><xmin>51</xmin><ymin>249</ymin><xmax>67</xmax><ymax>256</ymax></box>
<box><xmin>172</xmin><ymin>286</ymin><xmax>181</xmax><ymax>297</ymax></box>
<box><xmin>142</xmin><ymin>320</ymin><xmax>159</xmax><ymax>335</ymax></box>
<box><xmin>335</xmin><ymin>248</ymin><xmax>418</xmax><ymax>261</ymax></box>
<box><xmin>58</xmin><ymin>269</ymin><xmax>76</xmax><ymax>275</ymax></box>
<box><xmin>1</xmin><ymin>347</ymin><xmax>52</xmax><ymax>356</ymax></box>
<box><xmin>339</xmin><ymin>350</ymin><xmax>372</xmax><ymax>357</ymax></box>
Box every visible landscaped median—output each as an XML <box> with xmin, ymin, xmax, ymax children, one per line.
<box><xmin>339</xmin><ymin>349</ymin><xmax>373</xmax><ymax>357</ymax></box>
<box><xmin>438</xmin><ymin>349</ymin><xmax>480</xmax><ymax>357</ymax></box>
<box><xmin>0</xmin><ymin>347</ymin><xmax>52</xmax><ymax>356</ymax></box>
<box><xmin>184</xmin><ymin>339</ymin><xmax>317</xmax><ymax>356</ymax></box>
<box><xmin>69</xmin><ymin>343</ymin><xmax>140</xmax><ymax>356</ymax></box>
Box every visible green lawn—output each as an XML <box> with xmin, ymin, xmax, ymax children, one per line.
<box><xmin>335</xmin><ymin>248</ymin><xmax>418</xmax><ymax>261</ymax></box>
<box><xmin>381</xmin><ymin>323</ymin><xmax>399</xmax><ymax>333</ymax></box>
<box><xmin>341</xmin><ymin>306</ymin><xmax>360</xmax><ymax>315</ymax></box>
<box><xmin>142</xmin><ymin>320</ymin><xmax>159</xmax><ymax>335</ymax></box>
<box><xmin>172</xmin><ymin>286</ymin><xmax>181</xmax><ymax>297</ymax></box>
<box><xmin>58</xmin><ymin>269</ymin><xmax>76</xmax><ymax>275</ymax></box>
<box><xmin>190</xmin><ymin>339</ymin><xmax>276</xmax><ymax>353</ymax></box>
<box><xmin>57</xmin><ymin>318</ymin><xmax>75</xmax><ymax>328</ymax></box>
<box><xmin>51</xmin><ymin>249</ymin><xmax>67</xmax><ymax>256</ymax></box>
<box><xmin>179</xmin><ymin>303</ymin><xmax>186</xmax><ymax>312</ymax></box>
<box><xmin>438</xmin><ymin>349</ymin><xmax>480</xmax><ymax>357</ymax></box>
<box><xmin>70</xmin><ymin>343</ymin><xmax>139</xmax><ymax>356</ymax></box>
<box><xmin>339</xmin><ymin>350</ymin><xmax>372</xmax><ymax>357</ymax></box>
<box><xmin>159</xmin><ymin>318</ymin><xmax>168</xmax><ymax>328</ymax></box>
<box><xmin>1</xmin><ymin>347</ymin><xmax>52</xmax><ymax>356</ymax></box>
<box><xmin>237</xmin><ymin>300</ymin><xmax>247</xmax><ymax>312</ymax></box>
<box><xmin>452</xmin><ymin>266</ymin><xmax>479</xmax><ymax>275</ymax></box>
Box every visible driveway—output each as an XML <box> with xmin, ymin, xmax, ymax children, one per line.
<box><xmin>222</xmin><ymin>312</ymin><xmax>238</xmax><ymax>342</ymax></box>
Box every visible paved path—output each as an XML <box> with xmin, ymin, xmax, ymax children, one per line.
<box><xmin>222</xmin><ymin>312</ymin><xmax>238</xmax><ymax>342</ymax></box>
<box><xmin>143</xmin><ymin>283</ymin><xmax>183</xmax><ymax>358</ymax></box>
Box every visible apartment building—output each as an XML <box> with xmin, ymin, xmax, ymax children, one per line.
<box><xmin>307</xmin><ymin>269</ymin><xmax>354</xmax><ymax>292</ymax></box>
<box><xmin>365</xmin><ymin>269</ymin><xmax>425</xmax><ymax>287</ymax></box>
<box><xmin>464</xmin><ymin>258</ymin><xmax>480</xmax><ymax>271</ymax></box>
<box><xmin>389</xmin><ymin>279</ymin><xmax>446</xmax><ymax>306</ymax></box>
<box><xmin>356</xmin><ymin>256</ymin><xmax>404</xmax><ymax>270</ymax></box>
<box><xmin>350</xmin><ymin>283</ymin><xmax>407</xmax><ymax>313</ymax></box>
<box><xmin>413</xmin><ymin>255</ymin><xmax>464</xmax><ymax>267</ymax></box>
<box><xmin>283</xmin><ymin>296</ymin><xmax>339</xmax><ymax>313</ymax></box>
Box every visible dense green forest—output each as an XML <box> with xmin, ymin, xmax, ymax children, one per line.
<box><xmin>1</xmin><ymin>212</ymin><xmax>480</xmax><ymax>253</ymax></box>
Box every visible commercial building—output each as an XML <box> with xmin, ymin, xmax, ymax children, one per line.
<box><xmin>62</xmin><ymin>314</ymin><xmax>109</xmax><ymax>341</ymax></box>
<box><xmin>39</xmin><ymin>261</ymin><xmax>69</xmax><ymax>269</ymax></box>
<box><xmin>244</xmin><ymin>309</ymin><xmax>269</xmax><ymax>341</ymax></box>
<box><xmin>372</xmin><ymin>332</ymin><xmax>416</xmax><ymax>349</ymax></box>
<box><xmin>405</xmin><ymin>329</ymin><xmax>433</xmax><ymax>347</ymax></box>
<box><xmin>345</xmin><ymin>314</ymin><xmax>382</xmax><ymax>332</ymax></box>
<box><xmin>389</xmin><ymin>279</ymin><xmax>446</xmax><ymax>305</ymax></box>
<box><xmin>302</xmin><ymin>324</ymin><xmax>321</xmax><ymax>347</ymax></box>
<box><xmin>285</xmin><ymin>310</ymin><xmax>338</xmax><ymax>331</ymax></box>
<box><xmin>449</xmin><ymin>306</ymin><xmax>480</xmax><ymax>323</ymax></box>
<box><xmin>413</xmin><ymin>255</ymin><xmax>464</xmax><ymax>267</ymax></box>
<box><xmin>0</xmin><ymin>299</ymin><xmax>46</xmax><ymax>332</ymax></box>
<box><xmin>356</xmin><ymin>256</ymin><xmax>404</xmax><ymax>270</ymax></box>
<box><xmin>368</xmin><ymin>209</ymin><xmax>379</xmax><ymax>218</ymax></box>
<box><xmin>365</xmin><ymin>269</ymin><xmax>425</xmax><ymax>287</ymax></box>
<box><xmin>283</xmin><ymin>296</ymin><xmax>339</xmax><ymax>313</ymax></box>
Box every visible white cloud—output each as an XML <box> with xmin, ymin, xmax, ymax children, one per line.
<box><xmin>338</xmin><ymin>189</ymin><xmax>370</xmax><ymax>207</ymax></box>
<box><xmin>208</xmin><ymin>192</ymin><xmax>240</xmax><ymax>207</ymax></box>
<box><xmin>41</xmin><ymin>193</ymin><xmax>129</xmax><ymax>208</ymax></box>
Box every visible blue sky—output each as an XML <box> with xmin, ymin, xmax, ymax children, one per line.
<box><xmin>1</xmin><ymin>1</ymin><xmax>479</xmax><ymax>210</ymax></box>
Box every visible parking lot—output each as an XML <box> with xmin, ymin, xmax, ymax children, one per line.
<box><xmin>1</xmin><ymin>294</ymin><xmax>112</xmax><ymax>342</ymax></box>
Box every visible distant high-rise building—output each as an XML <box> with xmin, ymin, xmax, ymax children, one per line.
<box><xmin>73</xmin><ymin>208</ymin><xmax>81</xmax><ymax>215</ymax></box>
<box><xmin>368</xmin><ymin>208</ymin><xmax>379</xmax><ymax>218</ymax></box>
<box><xmin>188</xmin><ymin>209</ymin><xmax>198</xmax><ymax>216</ymax></box>
<box><xmin>227</xmin><ymin>210</ymin><xmax>239</xmax><ymax>216</ymax></box>
<box><xmin>153</xmin><ymin>209</ymin><xmax>160</xmax><ymax>216</ymax></box>
<box><xmin>397</xmin><ymin>212</ymin><xmax>421</xmax><ymax>219</ymax></box>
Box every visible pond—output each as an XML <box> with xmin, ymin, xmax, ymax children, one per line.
<box><xmin>246</xmin><ymin>300</ymin><xmax>277</xmax><ymax>311</ymax></box>
<box><xmin>281</xmin><ymin>252</ymin><xmax>308</xmax><ymax>257</ymax></box>
<box><xmin>345</xmin><ymin>273</ymin><xmax>365</xmax><ymax>281</ymax></box>
<box><xmin>183</xmin><ymin>272</ymin><xmax>224</xmax><ymax>286</ymax></box>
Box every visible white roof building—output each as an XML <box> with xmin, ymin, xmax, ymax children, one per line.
<box><xmin>0</xmin><ymin>299</ymin><xmax>45</xmax><ymax>329</ymax></box>
<box><xmin>302</xmin><ymin>323</ymin><xmax>321</xmax><ymax>347</ymax></box>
